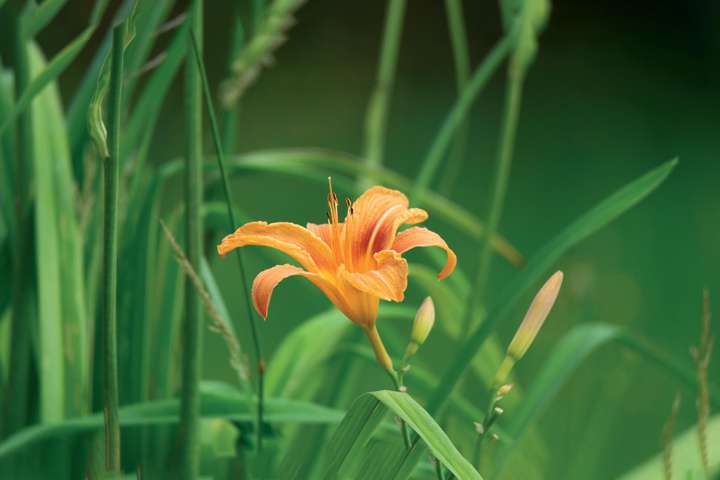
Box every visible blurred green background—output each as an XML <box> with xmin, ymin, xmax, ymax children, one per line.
<box><xmin>36</xmin><ymin>1</ymin><xmax>720</xmax><ymax>478</ymax></box>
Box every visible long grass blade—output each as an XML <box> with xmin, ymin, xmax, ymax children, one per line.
<box><xmin>2</xmin><ymin>2</ymin><xmax>34</xmax><ymax>436</ymax></box>
<box><xmin>424</xmin><ymin>159</ymin><xmax>678</xmax><ymax>419</ymax></box>
<box><xmin>412</xmin><ymin>29</ymin><xmax>516</xmax><ymax>198</ymax></box>
<box><xmin>0</xmin><ymin>22</ymin><xmax>99</xmax><ymax>135</ymax></box>
<box><xmin>20</xmin><ymin>0</ymin><xmax>68</xmax><ymax>38</ymax></box>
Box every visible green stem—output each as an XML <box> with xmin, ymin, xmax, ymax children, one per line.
<box><xmin>2</xmin><ymin>0</ymin><xmax>32</xmax><ymax>438</ymax></box>
<box><xmin>102</xmin><ymin>22</ymin><xmax>127</xmax><ymax>474</ymax></box>
<box><xmin>438</xmin><ymin>0</ymin><xmax>471</xmax><ymax>196</ymax></box>
<box><xmin>189</xmin><ymin>28</ymin><xmax>267</xmax><ymax>453</ymax></box>
<box><xmin>435</xmin><ymin>459</ymin><xmax>446</xmax><ymax>480</ymax></box>
<box><xmin>179</xmin><ymin>2</ymin><xmax>203</xmax><ymax>478</ymax></box>
<box><xmin>252</xmin><ymin>0</ymin><xmax>265</xmax><ymax>33</ymax></box>
<box><xmin>466</xmin><ymin>66</ymin><xmax>526</xmax><ymax>329</ymax></box>
<box><xmin>412</xmin><ymin>29</ymin><xmax>517</xmax><ymax>201</ymax></box>
<box><xmin>360</xmin><ymin>0</ymin><xmax>406</xmax><ymax>187</ymax></box>
<box><xmin>220</xmin><ymin>7</ymin><xmax>245</xmax><ymax>154</ymax></box>
<box><xmin>387</xmin><ymin>369</ymin><xmax>411</xmax><ymax>450</ymax></box>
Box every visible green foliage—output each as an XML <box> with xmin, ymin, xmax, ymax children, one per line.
<box><xmin>0</xmin><ymin>1</ymin><xmax>709</xmax><ymax>479</ymax></box>
<box><xmin>320</xmin><ymin>391</ymin><xmax>481</xmax><ymax>480</ymax></box>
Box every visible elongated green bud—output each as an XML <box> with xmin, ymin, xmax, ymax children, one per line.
<box><xmin>403</xmin><ymin>297</ymin><xmax>436</xmax><ymax>362</ymax></box>
<box><xmin>411</xmin><ymin>297</ymin><xmax>435</xmax><ymax>345</ymax></box>
<box><xmin>494</xmin><ymin>271</ymin><xmax>563</xmax><ymax>385</ymax></box>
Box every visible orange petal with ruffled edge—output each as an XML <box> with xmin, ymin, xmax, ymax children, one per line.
<box><xmin>218</xmin><ymin>221</ymin><xmax>336</xmax><ymax>273</ymax></box>
<box><xmin>392</xmin><ymin>227</ymin><xmax>457</xmax><ymax>280</ymax></box>
<box><xmin>252</xmin><ymin>264</ymin><xmax>344</xmax><ymax>319</ymax></box>
<box><xmin>340</xmin><ymin>250</ymin><xmax>408</xmax><ymax>302</ymax></box>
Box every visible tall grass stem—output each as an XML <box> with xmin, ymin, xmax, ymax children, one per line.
<box><xmin>101</xmin><ymin>22</ymin><xmax>127</xmax><ymax>474</ymax></box>
<box><xmin>438</xmin><ymin>0</ymin><xmax>471</xmax><ymax>196</ymax></box>
<box><xmin>361</xmin><ymin>0</ymin><xmax>406</xmax><ymax>187</ymax></box>
<box><xmin>189</xmin><ymin>28</ymin><xmax>267</xmax><ymax>452</ymax></box>
<box><xmin>179</xmin><ymin>2</ymin><xmax>203</xmax><ymax>478</ymax></box>
<box><xmin>220</xmin><ymin>10</ymin><xmax>245</xmax><ymax>153</ymax></box>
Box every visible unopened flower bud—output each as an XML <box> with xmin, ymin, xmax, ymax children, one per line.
<box><xmin>411</xmin><ymin>297</ymin><xmax>435</xmax><ymax>346</ymax></box>
<box><xmin>494</xmin><ymin>271</ymin><xmax>564</xmax><ymax>385</ymax></box>
<box><xmin>403</xmin><ymin>297</ymin><xmax>436</xmax><ymax>361</ymax></box>
<box><xmin>496</xmin><ymin>383</ymin><xmax>513</xmax><ymax>401</ymax></box>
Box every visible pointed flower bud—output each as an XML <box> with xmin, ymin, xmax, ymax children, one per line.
<box><xmin>411</xmin><ymin>297</ymin><xmax>435</xmax><ymax>346</ymax></box>
<box><xmin>494</xmin><ymin>271</ymin><xmax>564</xmax><ymax>385</ymax></box>
<box><xmin>402</xmin><ymin>297</ymin><xmax>436</xmax><ymax>363</ymax></box>
<box><xmin>496</xmin><ymin>383</ymin><xmax>513</xmax><ymax>401</ymax></box>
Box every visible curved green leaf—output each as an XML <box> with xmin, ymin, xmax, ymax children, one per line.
<box><xmin>0</xmin><ymin>382</ymin><xmax>344</xmax><ymax>460</ymax></box>
<box><xmin>321</xmin><ymin>390</ymin><xmax>482</xmax><ymax>480</ymax></box>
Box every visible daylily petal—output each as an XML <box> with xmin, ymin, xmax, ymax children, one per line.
<box><xmin>345</xmin><ymin>187</ymin><xmax>430</xmax><ymax>269</ymax></box>
<box><xmin>392</xmin><ymin>226</ymin><xmax>457</xmax><ymax>280</ymax></box>
<box><xmin>252</xmin><ymin>264</ymin><xmax>343</xmax><ymax>319</ymax></box>
<box><xmin>348</xmin><ymin>187</ymin><xmax>408</xmax><ymax>255</ymax></box>
<box><xmin>307</xmin><ymin>222</ymin><xmax>337</xmax><ymax>247</ymax></box>
<box><xmin>218</xmin><ymin>221</ymin><xmax>336</xmax><ymax>272</ymax></box>
<box><xmin>340</xmin><ymin>250</ymin><xmax>408</xmax><ymax>302</ymax></box>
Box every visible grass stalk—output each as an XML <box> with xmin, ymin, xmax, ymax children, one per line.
<box><xmin>219</xmin><ymin>10</ymin><xmax>245</xmax><ymax>154</ymax></box>
<box><xmin>101</xmin><ymin>22</ymin><xmax>127</xmax><ymax>474</ymax></box>
<box><xmin>3</xmin><ymin>0</ymin><xmax>33</xmax><ymax>438</ymax></box>
<box><xmin>412</xmin><ymin>29</ymin><xmax>516</xmax><ymax>200</ymax></box>
<box><xmin>438</xmin><ymin>0</ymin><xmax>471</xmax><ymax>196</ymax></box>
<box><xmin>465</xmin><ymin>62</ymin><xmax>527</xmax><ymax>328</ymax></box>
<box><xmin>179</xmin><ymin>1</ymin><xmax>203</xmax><ymax>478</ymax></box>
<box><xmin>189</xmin><ymin>28</ymin><xmax>267</xmax><ymax>453</ymax></box>
<box><xmin>361</xmin><ymin>0</ymin><xmax>406</xmax><ymax>187</ymax></box>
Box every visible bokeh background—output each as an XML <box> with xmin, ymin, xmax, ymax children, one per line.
<box><xmin>36</xmin><ymin>1</ymin><xmax>720</xmax><ymax>478</ymax></box>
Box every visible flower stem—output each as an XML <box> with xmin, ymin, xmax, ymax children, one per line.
<box><xmin>2</xmin><ymin>0</ymin><xmax>33</xmax><ymax>438</ymax></box>
<box><xmin>101</xmin><ymin>22</ymin><xmax>127</xmax><ymax>474</ymax></box>
<box><xmin>366</xmin><ymin>326</ymin><xmax>394</xmax><ymax>373</ymax></box>
<box><xmin>179</xmin><ymin>1</ymin><xmax>203</xmax><ymax>478</ymax></box>
<box><xmin>361</xmin><ymin>0</ymin><xmax>406</xmax><ymax>187</ymax></box>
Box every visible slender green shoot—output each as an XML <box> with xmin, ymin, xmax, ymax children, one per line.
<box><xmin>179</xmin><ymin>1</ymin><xmax>203</xmax><ymax>477</ymax></box>
<box><xmin>189</xmin><ymin>28</ymin><xmax>267</xmax><ymax>453</ymax></box>
<box><xmin>3</xmin><ymin>0</ymin><xmax>33</xmax><ymax>438</ymax></box>
<box><xmin>412</xmin><ymin>28</ymin><xmax>517</xmax><ymax>200</ymax></box>
<box><xmin>101</xmin><ymin>21</ymin><xmax>128</xmax><ymax>474</ymax></box>
<box><xmin>219</xmin><ymin>9</ymin><xmax>245</xmax><ymax>153</ymax></box>
<box><xmin>361</xmin><ymin>0</ymin><xmax>406</xmax><ymax>187</ymax></box>
<box><xmin>438</xmin><ymin>0</ymin><xmax>471</xmax><ymax>195</ymax></box>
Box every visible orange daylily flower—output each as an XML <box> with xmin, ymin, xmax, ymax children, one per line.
<box><xmin>217</xmin><ymin>180</ymin><xmax>456</xmax><ymax>372</ymax></box>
